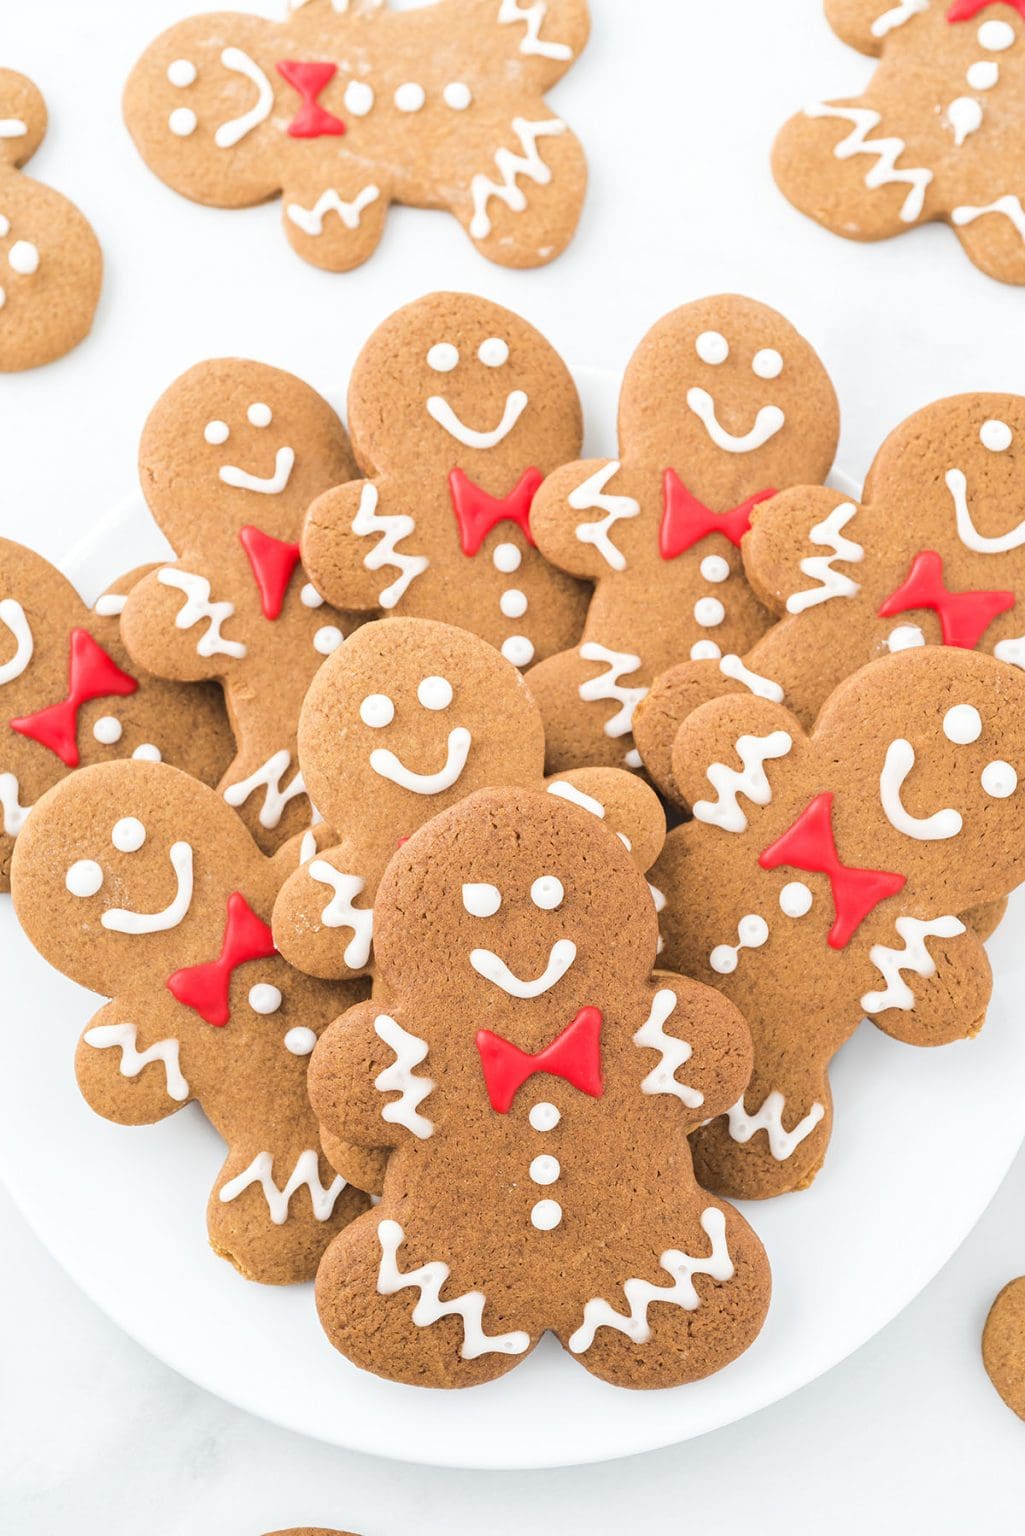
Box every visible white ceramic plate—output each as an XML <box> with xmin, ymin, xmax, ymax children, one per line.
<box><xmin>2</xmin><ymin>369</ymin><xmax>1023</xmax><ymax>1471</ymax></box>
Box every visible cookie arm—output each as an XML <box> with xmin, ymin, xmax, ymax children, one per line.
<box><xmin>309</xmin><ymin>1000</ymin><xmax>435</xmax><ymax>1151</ymax></box>
<box><xmin>302</xmin><ymin>478</ymin><xmax>425</xmax><ymax>615</ymax></box>
<box><xmin>823</xmin><ymin>0</ymin><xmax>892</xmax><ymax>55</ymax></box>
<box><xmin>632</xmin><ymin>659</ymin><xmax>751</xmax><ymax>809</ymax></box>
<box><xmin>530</xmin><ymin>460</ymin><xmax>640</xmax><ymax>582</ymax></box>
<box><xmin>272</xmin><ymin>842</ymin><xmax>375</xmax><ymax>982</ymax></box>
<box><xmin>950</xmin><ymin>192</ymin><xmax>1025</xmax><ymax>288</ymax></box>
<box><xmin>545</xmin><ymin>768</ymin><xmax>666</xmax><ymax>873</ymax></box>
<box><xmin>862</xmin><ymin>920</ymin><xmax>993</xmax><ymax>1047</ymax></box>
<box><xmin>743</xmin><ymin>486</ymin><xmax>866</xmax><ymax>620</ymax></box>
<box><xmin>636</xmin><ymin>974</ymin><xmax>754</xmax><ymax>1130</ymax></box>
<box><xmin>74</xmin><ymin>998</ymin><xmax>191</xmax><ymax>1126</ymax></box>
<box><xmin>119</xmin><ymin>563</ymin><xmax>243</xmax><ymax>686</ymax></box>
<box><xmin>669</xmin><ymin>693</ymin><xmax>806</xmax><ymax>827</ymax></box>
<box><xmin>471</xmin><ymin>0</ymin><xmax>591</xmax><ymax>89</ymax></box>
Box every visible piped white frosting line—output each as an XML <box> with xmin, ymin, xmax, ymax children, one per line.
<box><xmin>686</xmin><ymin>388</ymin><xmax>785</xmax><ymax>454</ymax></box>
<box><xmin>470</xmin><ymin>937</ymin><xmax>576</xmax><ymax>998</ymax></box>
<box><xmin>370</xmin><ymin>727</ymin><xmax>471</xmax><ymax>794</ymax></box>
<box><xmin>426</xmin><ymin>390</ymin><xmax>528</xmax><ymax>449</ymax></box>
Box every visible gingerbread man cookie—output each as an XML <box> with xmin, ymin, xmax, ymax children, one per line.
<box><xmin>635</xmin><ymin>394</ymin><xmax>1025</xmax><ymax>808</ymax></box>
<box><xmin>651</xmin><ymin>647</ymin><xmax>1025</xmax><ymax>1201</ymax></box>
<box><xmin>0</xmin><ymin>541</ymin><xmax>233</xmax><ymax>890</ymax></box>
<box><xmin>310</xmin><ymin>786</ymin><xmax>770</xmax><ymax>1389</ymax></box>
<box><xmin>774</xmin><ymin>1</ymin><xmax>1025</xmax><ymax>285</ymax></box>
<box><xmin>119</xmin><ymin>358</ymin><xmax>361</xmax><ymax>854</ymax></box>
<box><xmin>124</xmin><ymin>0</ymin><xmax>589</xmax><ymax>272</ymax></box>
<box><xmin>522</xmin><ymin>296</ymin><xmax>840</xmax><ymax>773</ymax></box>
<box><xmin>300</xmin><ymin>292</ymin><xmax>588</xmax><ymax>671</ymax></box>
<box><xmin>11</xmin><ymin>759</ymin><xmax>370</xmax><ymax>1284</ymax></box>
<box><xmin>0</xmin><ymin>69</ymin><xmax>101</xmax><ymax>370</ymax></box>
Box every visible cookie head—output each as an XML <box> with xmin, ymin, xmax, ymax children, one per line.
<box><xmin>0</xmin><ymin>69</ymin><xmax>46</xmax><ymax>167</ymax></box>
<box><xmin>347</xmin><ymin>292</ymin><xmax>582</xmax><ymax>483</ymax></box>
<box><xmin>298</xmin><ymin>618</ymin><xmax>545</xmax><ymax>832</ymax></box>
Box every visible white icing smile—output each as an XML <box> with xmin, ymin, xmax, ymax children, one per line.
<box><xmin>370</xmin><ymin>726</ymin><xmax>472</xmax><ymax>794</ymax></box>
<box><xmin>470</xmin><ymin>938</ymin><xmax>577</xmax><ymax>998</ymax></box>
<box><xmin>880</xmin><ymin>739</ymin><xmax>963</xmax><ymax>842</ymax></box>
<box><xmin>219</xmin><ymin>445</ymin><xmax>295</xmax><ymax>495</ymax></box>
<box><xmin>947</xmin><ymin>466</ymin><xmax>1025</xmax><ymax>555</ymax></box>
<box><xmin>100</xmin><ymin>841</ymin><xmax>195</xmax><ymax>933</ymax></box>
<box><xmin>426</xmin><ymin>390</ymin><xmax>528</xmax><ymax>449</ymax></box>
<box><xmin>686</xmin><ymin>387</ymin><xmax>785</xmax><ymax>454</ymax></box>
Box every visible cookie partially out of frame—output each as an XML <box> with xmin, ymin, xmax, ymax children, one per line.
<box><xmin>984</xmin><ymin>1277</ymin><xmax>1025</xmax><ymax>1420</ymax></box>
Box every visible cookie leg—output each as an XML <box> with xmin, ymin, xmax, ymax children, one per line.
<box><xmin>74</xmin><ymin>1002</ymin><xmax>192</xmax><ymax>1127</ymax></box>
<box><xmin>950</xmin><ymin>199</ymin><xmax>1025</xmax><ymax>287</ymax></box>
<box><xmin>690</xmin><ymin>1058</ymin><xmax>834</xmax><ymax>1201</ymax></box>
<box><xmin>280</xmin><ymin>172</ymin><xmax>391</xmax><ymax>273</ymax></box>
<box><xmin>454</xmin><ymin>118</ymin><xmax>587</xmax><ymax>270</ymax></box>
<box><xmin>527</xmin><ymin>645</ymin><xmax>646</xmax><ymax>773</ymax></box>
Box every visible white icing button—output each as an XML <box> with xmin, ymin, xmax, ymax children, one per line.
<box><xmin>249</xmin><ymin>983</ymin><xmax>282</xmax><ymax>1015</ymax></box>
<box><xmin>417</xmin><ymin>675</ymin><xmax>453</xmax><ymax>710</ymax></box>
<box><xmin>752</xmin><ymin>348</ymin><xmax>784</xmax><ymax>380</ymax></box>
<box><xmin>696</xmin><ymin>330</ymin><xmax>729</xmax><ymax>365</ymax></box>
<box><xmin>247</xmin><ymin>401</ymin><xmax>272</xmax><ymax>428</ymax></box>
<box><xmin>132</xmin><ymin>744</ymin><xmax>162</xmax><ymax>762</ymax></box>
<box><xmin>530</xmin><ymin>875</ymin><xmax>564</xmax><ymax>911</ymax></box>
<box><xmin>67</xmin><ymin>859</ymin><xmax>103</xmax><ymax>897</ymax></box>
<box><xmin>500</xmin><ymin>588</ymin><xmax>528</xmax><ymax>618</ymax></box>
<box><xmin>967</xmin><ymin>59</ymin><xmax>999</xmax><ymax>89</ymax></box>
<box><xmin>709</xmin><ymin>945</ymin><xmax>738</xmax><ymax>975</ymax></box>
<box><xmin>300</xmin><ymin>582</ymin><xmax>325</xmax><ymax>608</ymax></box>
<box><xmin>979</xmin><ymin>18</ymin><xmax>1015</xmax><ymax>50</ymax></box>
<box><xmin>700</xmin><ymin>555</ymin><xmax>730</xmax><ymax>584</ymax></box>
<box><xmin>478</xmin><ymin>337</ymin><xmax>509</xmax><ymax>367</ymax></box>
<box><xmin>779</xmin><ymin>881</ymin><xmax>813</xmax><ymax>918</ymax></box>
<box><xmin>204</xmin><ymin>420</ymin><xmax>230</xmax><ymax>445</ymax></box>
<box><xmin>502</xmin><ymin>636</ymin><xmax>534</xmax><ymax>667</ymax></box>
<box><xmin>92</xmin><ymin>715</ymin><xmax>123</xmax><ymax>745</ymax></box>
<box><xmin>344</xmin><ymin>80</ymin><xmax>374</xmax><ymax>117</ymax></box>
<box><xmin>529</xmin><ymin>1101</ymin><xmax>561</xmax><ymax>1131</ymax></box>
<box><xmin>943</xmin><ymin>704</ymin><xmax>983</xmax><ymax>745</ymax></box>
<box><xmin>360</xmin><ymin>693</ymin><xmax>395</xmax><ymax>728</ymax></box>
<box><xmin>493</xmin><ymin>542</ymin><xmax>522</xmax><ymax>574</ymax></box>
<box><xmin>167</xmin><ymin>107</ymin><xmax>197</xmax><ymax>137</ymax></box>
<box><xmin>394</xmin><ymin>82</ymin><xmax>426</xmax><ymax>112</ymax></box>
<box><xmin>694</xmin><ymin>597</ymin><xmax>726</xmax><ymax>628</ymax></box>
<box><xmin>427</xmin><ymin>342</ymin><xmax>459</xmax><ymax>373</ymax></box>
<box><xmin>982</xmin><ymin>760</ymin><xmax>1018</xmax><ymax>798</ymax></box>
<box><xmin>462</xmin><ymin>882</ymin><xmax>502</xmax><ymax>917</ymax></box>
<box><xmin>8</xmin><ymin>239</ymin><xmax>39</xmax><ymax>274</ymax></box>
<box><xmin>531</xmin><ymin>1198</ymin><xmax>562</xmax><ymax>1231</ymax></box>
<box><xmin>313</xmin><ymin>625</ymin><xmax>343</xmax><ymax>655</ymax></box>
<box><xmin>167</xmin><ymin>58</ymin><xmax>197</xmax><ymax>87</ymax></box>
<box><xmin>529</xmin><ymin>1155</ymin><xmax>561</xmax><ymax>1186</ymax></box>
<box><xmin>111</xmin><ymin>816</ymin><xmax>146</xmax><ymax>854</ymax></box>
<box><xmin>443</xmin><ymin>81</ymin><xmax>472</xmax><ymax>110</ymax></box>
<box><xmin>284</xmin><ymin>1026</ymin><xmax>318</xmax><ymax>1056</ymax></box>
<box><xmin>690</xmin><ymin>639</ymin><xmax>722</xmax><ymax>660</ymax></box>
<box><xmin>980</xmin><ymin>418</ymin><xmax>1013</xmax><ymax>452</ymax></box>
<box><xmin>887</xmin><ymin>624</ymin><xmax>926</xmax><ymax>653</ymax></box>
<box><xmin>739</xmin><ymin>914</ymin><xmax>769</xmax><ymax>946</ymax></box>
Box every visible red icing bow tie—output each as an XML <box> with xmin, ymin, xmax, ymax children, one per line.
<box><xmin>948</xmin><ymin>1</ymin><xmax>1025</xmax><ymax>21</ymax></box>
<box><xmin>276</xmin><ymin>60</ymin><xmax>346</xmax><ymax>138</ymax></box>
<box><xmin>448</xmin><ymin>468</ymin><xmax>543</xmax><ymax>557</ymax></box>
<box><xmin>660</xmin><ymin>471</ymin><xmax>775</xmax><ymax>561</ymax></box>
<box><xmin>10</xmin><ymin>628</ymin><xmax>137</xmax><ymax>768</ymax></box>
<box><xmin>878</xmin><ymin>550</ymin><xmax>1014</xmax><ymax>650</ymax></box>
<box><xmin>239</xmin><ymin>526</ymin><xmax>302</xmax><ymax>620</ymax></box>
<box><xmin>167</xmin><ymin>892</ymin><xmax>276</xmax><ymax>1026</ymax></box>
<box><xmin>760</xmin><ymin>793</ymin><xmax>906</xmax><ymax>949</ymax></box>
<box><xmin>476</xmin><ymin>1007</ymin><xmax>603</xmax><ymax>1114</ymax></box>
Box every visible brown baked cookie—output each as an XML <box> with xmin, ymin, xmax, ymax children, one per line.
<box><xmin>0</xmin><ymin>69</ymin><xmax>101</xmax><ymax>370</ymax></box>
<box><xmin>264</xmin><ymin>1530</ymin><xmax>358</xmax><ymax>1536</ymax></box>
<box><xmin>0</xmin><ymin>541</ymin><xmax>233</xmax><ymax>890</ymax></box>
<box><xmin>11</xmin><ymin>759</ymin><xmax>370</xmax><ymax>1284</ymax></box>
<box><xmin>301</xmin><ymin>292</ymin><xmax>588</xmax><ymax>673</ymax></box>
<box><xmin>773</xmin><ymin>1</ymin><xmax>1025</xmax><ymax>285</ymax></box>
<box><xmin>310</xmin><ymin>785</ymin><xmax>770</xmax><ymax>1389</ymax></box>
<box><xmin>123</xmin><ymin>0</ymin><xmax>589</xmax><ymax>272</ymax></box>
<box><xmin>650</xmin><ymin>646</ymin><xmax>1025</xmax><ymax>1201</ymax></box>
<box><xmin>119</xmin><ymin>358</ymin><xmax>362</xmax><ymax>854</ymax></box>
<box><xmin>635</xmin><ymin>393</ymin><xmax>1025</xmax><ymax>807</ymax></box>
<box><xmin>984</xmin><ymin>1277</ymin><xmax>1025</xmax><ymax>1419</ymax></box>
<box><xmin>523</xmin><ymin>296</ymin><xmax>840</xmax><ymax>773</ymax></box>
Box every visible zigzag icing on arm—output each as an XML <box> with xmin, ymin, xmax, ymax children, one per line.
<box><xmin>219</xmin><ymin>1149</ymin><xmax>346</xmax><ymax>1224</ymax></box>
<box><xmin>567</xmin><ymin>1208</ymin><xmax>734</xmax><ymax>1353</ymax></box>
<box><xmin>374</xmin><ymin>1013</ymin><xmax>435</xmax><ymax>1139</ymax></box>
<box><xmin>158</xmin><ymin>568</ymin><xmax>247</xmax><ymax>659</ymax></box>
<box><xmin>83</xmin><ymin>1021</ymin><xmax>189</xmax><ymax>1103</ymax></box>
<box><xmin>377</xmin><ymin>1218</ymin><xmax>531</xmax><ymax>1358</ymax></box>
<box><xmin>570</xmin><ymin>462</ymin><xmax>640</xmax><ymax>572</ymax></box>
<box><xmin>861</xmin><ymin>913</ymin><xmax>966</xmax><ymax>1013</ymax></box>
<box><xmin>0</xmin><ymin>772</ymin><xmax>31</xmax><ymax>835</ymax></box>
<box><xmin>307</xmin><ymin>860</ymin><xmax>373</xmax><ymax>969</ymax></box>
<box><xmin>351</xmin><ymin>483</ymin><xmax>429</xmax><ymax>610</ymax></box>
<box><xmin>469</xmin><ymin>117</ymin><xmax>566</xmax><ymax>240</ymax></box>
<box><xmin>223</xmin><ymin>749</ymin><xmax>307</xmax><ymax>829</ymax></box>
<box><xmin>693</xmin><ymin>730</ymin><xmax>793</xmax><ymax>833</ymax></box>
<box><xmin>785</xmin><ymin>503</ymin><xmax>864</xmax><ymax>614</ymax></box>
<box><xmin>871</xmin><ymin>0</ymin><xmax>929</xmax><ymax>36</ymax></box>
<box><xmin>498</xmin><ymin>0</ymin><xmax>574</xmax><ymax>60</ymax></box>
<box><xmin>578</xmin><ymin>643</ymin><xmax>648</xmax><ymax>738</ymax></box>
<box><xmin>719</xmin><ymin>654</ymin><xmax>784</xmax><ymax>703</ymax></box>
<box><xmin>633</xmin><ymin>988</ymin><xmax>704</xmax><ymax>1107</ymax></box>
<box><xmin>805</xmin><ymin>104</ymin><xmax>933</xmax><ymax>223</ymax></box>
<box><xmin>725</xmin><ymin>1090</ymin><xmax>825</xmax><ymax>1161</ymax></box>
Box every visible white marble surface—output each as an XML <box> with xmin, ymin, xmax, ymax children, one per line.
<box><xmin>5</xmin><ymin>0</ymin><xmax>1025</xmax><ymax>1528</ymax></box>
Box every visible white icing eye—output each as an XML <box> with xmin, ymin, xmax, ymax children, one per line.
<box><xmin>300</xmin><ymin>582</ymin><xmax>325</xmax><ymax>608</ymax></box>
<box><xmin>247</xmin><ymin>401</ymin><xmax>272</xmax><ymax>428</ymax></box>
<box><xmin>695</xmin><ymin>331</ymin><xmax>729</xmax><ymax>365</ymax></box>
<box><xmin>967</xmin><ymin>60</ymin><xmax>999</xmax><ymax>89</ymax></box>
<box><xmin>529</xmin><ymin>1101</ymin><xmax>560</xmax><ymax>1131</ymax></box>
<box><xmin>700</xmin><ymin>555</ymin><xmax>730</xmax><ymax>583</ymax></box>
<box><xmin>360</xmin><ymin>693</ymin><xmax>395</xmax><ymax>728</ymax></box>
<box><xmin>132</xmin><ymin>744</ymin><xmax>161</xmax><ymax>762</ymax></box>
<box><xmin>168</xmin><ymin>107</ymin><xmax>197</xmax><ymax>137</ymax></box>
<box><xmin>344</xmin><ymin>80</ymin><xmax>374</xmax><ymax>116</ymax></box>
<box><xmin>427</xmin><ymin>343</ymin><xmax>459</xmax><ymax>373</ymax></box>
<box><xmin>444</xmin><ymin>81</ymin><xmax>472</xmax><ymax>110</ymax></box>
<box><xmin>394</xmin><ymin>82</ymin><xmax>426</xmax><ymax>112</ymax></box>
<box><xmin>204</xmin><ymin>420</ymin><xmax>229</xmax><ymax>445</ymax></box>
<box><xmin>979</xmin><ymin>18</ymin><xmax>1015</xmax><ymax>50</ymax></box>
<box><xmin>313</xmin><ymin>625</ymin><xmax>343</xmax><ymax>655</ymax></box>
<box><xmin>417</xmin><ymin>675</ymin><xmax>453</xmax><ymax>710</ymax></box>
<box><xmin>493</xmin><ymin>542</ymin><xmax>521</xmax><ymax>573</ymax></box>
<box><xmin>779</xmin><ymin>881</ymin><xmax>813</xmax><ymax>918</ymax></box>
<box><xmin>167</xmin><ymin>59</ymin><xmax>197</xmax><ymax>87</ymax></box>
<box><xmin>463</xmin><ymin>882</ymin><xmax>501</xmax><ymax>917</ymax></box>
<box><xmin>112</xmin><ymin>817</ymin><xmax>146</xmax><ymax>854</ymax></box>
<box><xmin>531</xmin><ymin>875</ymin><xmax>564</xmax><ymax>911</ymax></box>
<box><xmin>980</xmin><ymin>418</ymin><xmax>1013</xmax><ymax>452</ymax></box>
<box><xmin>93</xmin><ymin>716</ymin><xmax>123</xmax><ymax>745</ymax></box>
<box><xmin>752</xmin><ymin>348</ymin><xmax>783</xmax><ymax>380</ymax></box>
<box><xmin>983</xmin><ymin>760</ymin><xmax>1018</xmax><ymax>798</ymax></box>
<box><xmin>66</xmin><ymin>859</ymin><xmax>103</xmax><ymax>898</ymax></box>
<box><xmin>478</xmin><ymin>337</ymin><xmax>509</xmax><ymax>368</ymax></box>
<box><xmin>943</xmin><ymin>704</ymin><xmax>983</xmax><ymax>745</ymax></box>
<box><xmin>249</xmin><ymin>983</ymin><xmax>282</xmax><ymax>1015</ymax></box>
<box><xmin>284</xmin><ymin>1026</ymin><xmax>317</xmax><ymax>1055</ymax></box>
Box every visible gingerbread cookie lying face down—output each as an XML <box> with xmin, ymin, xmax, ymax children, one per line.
<box><xmin>300</xmin><ymin>292</ymin><xmax>588</xmax><ymax>671</ymax></box>
<box><xmin>651</xmin><ymin>647</ymin><xmax>1025</xmax><ymax>1201</ymax></box>
<box><xmin>521</xmin><ymin>296</ymin><xmax>839</xmax><ymax>773</ymax></box>
<box><xmin>11</xmin><ymin>760</ymin><xmax>370</xmax><ymax>1284</ymax></box>
<box><xmin>635</xmin><ymin>393</ymin><xmax>1025</xmax><ymax>807</ymax></box>
<box><xmin>124</xmin><ymin>0</ymin><xmax>589</xmax><ymax>272</ymax></box>
<box><xmin>0</xmin><ymin>541</ymin><xmax>233</xmax><ymax>890</ymax></box>
<box><xmin>774</xmin><ymin>0</ymin><xmax>1025</xmax><ymax>285</ymax></box>
<box><xmin>0</xmin><ymin>69</ymin><xmax>102</xmax><ymax>370</ymax></box>
<box><xmin>119</xmin><ymin>358</ymin><xmax>361</xmax><ymax>854</ymax></box>
<box><xmin>310</xmin><ymin>786</ymin><xmax>770</xmax><ymax>1389</ymax></box>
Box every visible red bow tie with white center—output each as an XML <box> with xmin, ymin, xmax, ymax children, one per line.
<box><xmin>10</xmin><ymin>628</ymin><xmax>138</xmax><ymax>767</ymax></box>
<box><xmin>660</xmin><ymin>471</ymin><xmax>775</xmax><ymax>560</ymax></box>
<box><xmin>167</xmin><ymin>892</ymin><xmax>276</xmax><ymax>1026</ymax></box>
<box><xmin>878</xmin><ymin>550</ymin><xmax>1014</xmax><ymax>650</ymax></box>
<box><xmin>448</xmin><ymin>467</ymin><xmax>543</xmax><ymax>557</ymax></box>
<box><xmin>476</xmin><ymin>1007</ymin><xmax>603</xmax><ymax>1114</ymax></box>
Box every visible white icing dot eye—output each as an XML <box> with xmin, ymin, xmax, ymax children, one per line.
<box><xmin>248</xmin><ymin>983</ymin><xmax>282</xmax><ymax>1015</ymax></box>
<box><xmin>982</xmin><ymin>760</ymin><xmax>1018</xmax><ymax>798</ymax></box>
<box><xmin>700</xmin><ymin>555</ymin><xmax>730</xmax><ymax>583</ymax></box>
<box><xmin>132</xmin><ymin>744</ymin><xmax>161</xmax><ymax>762</ymax></box>
<box><xmin>943</xmin><ymin>704</ymin><xmax>983</xmax><ymax>745</ymax></box>
<box><xmin>444</xmin><ymin>81</ymin><xmax>472</xmax><ymax>110</ymax></box>
<box><xmin>300</xmin><ymin>582</ymin><xmax>325</xmax><ymax>608</ymax></box>
<box><xmin>967</xmin><ymin>59</ymin><xmax>999</xmax><ymax>89</ymax></box>
<box><xmin>696</xmin><ymin>331</ymin><xmax>729</xmax><ymax>366</ymax></box>
<box><xmin>344</xmin><ymin>80</ymin><xmax>374</xmax><ymax>116</ymax></box>
<box><xmin>394</xmin><ymin>82</ymin><xmax>426</xmax><ymax>112</ymax></box>
<box><xmin>427</xmin><ymin>342</ymin><xmax>459</xmax><ymax>373</ymax></box>
<box><xmin>8</xmin><ymin>240</ymin><xmax>39</xmax><ymax>275</ymax></box>
<box><xmin>478</xmin><ymin>337</ymin><xmax>509</xmax><ymax>368</ymax></box>
<box><xmin>284</xmin><ymin>1026</ymin><xmax>317</xmax><ymax>1056</ymax></box>
<box><xmin>463</xmin><ymin>882</ymin><xmax>501</xmax><ymax>917</ymax></box>
<box><xmin>204</xmin><ymin>420</ymin><xmax>230</xmax><ymax>445</ymax></box>
<box><xmin>690</xmin><ymin>639</ymin><xmax>722</xmax><ymax>660</ymax></box>
<box><xmin>93</xmin><ymin>715</ymin><xmax>123</xmax><ymax>745</ymax></box>
<box><xmin>979</xmin><ymin>18</ymin><xmax>1015</xmax><ymax>50</ymax></box>
<box><xmin>167</xmin><ymin>59</ymin><xmax>197</xmax><ymax>87</ymax></box>
<box><xmin>529</xmin><ymin>1101</ymin><xmax>560</xmax><ymax>1131</ymax></box>
<box><xmin>493</xmin><ymin>542</ymin><xmax>521</xmax><ymax>574</ymax></box>
<box><xmin>247</xmin><ymin>401</ymin><xmax>272</xmax><ymax>428</ymax></box>
<box><xmin>779</xmin><ymin>881</ymin><xmax>813</xmax><ymax>918</ymax></box>
<box><xmin>112</xmin><ymin>817</ymin><xmax>146</xmax><ymax>854</ymax></box>
<box><xmin>67</xmin><ymin>859</ymin><xmax>103</xmax><ymax>898</ymax></box>
<box><xmin>752</xmin><ymin>348</ymin><xmax>783</xmax><ymax>380</ymax></box>
<box><xmin>694</xmin><ymin>597</ymin><xmax>726</xmax><ymax>627</ymax></box>
<box><xmin>417</xmin><ymin>675</ymin><xmax>453</xmax><ymax>710</ymax></box>
<box><xmin>314</xmin><ymin>625</ymin><xmax>343</xmax><ymax>655</ymax></box>
<box><xmin>887</xmin><ymin>625</ymin><xmax>925</xmax><ymax>653</ymax></box>
<box><xmin>980</xmin><ymin>418</ymin><xmax>1013</xmax><ymax>452</ymax></box>
<box><xmin>168</xmin><ymin>107</ymin><xmax>197</xmax><ymax>137</ymax></box>
<box><xmin>360</xmin><ymin>693</ymin><xmax>395</xmax><ymax>728</ymax></box>
<box><xmin>531</xmin><ymin>875</ymin><xmax>564</xmax><ymax>911</ymax></box>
